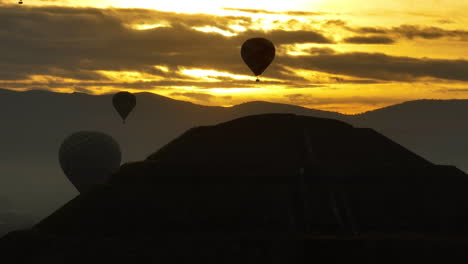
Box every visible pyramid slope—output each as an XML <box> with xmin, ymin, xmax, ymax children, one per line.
<box><xmin>148</xmin><ymin>114</ymin><xmax>431</xmax><ymax>168</ymax></box>
<box><xmin>3</xmin><ymin>114</ymin><xmax>468</xmax><ymax>262</ymax></box>
<box><xmin>32</xmin><ymin>114</ymin><xmax>463</xmax><ymax>237</ymax></box>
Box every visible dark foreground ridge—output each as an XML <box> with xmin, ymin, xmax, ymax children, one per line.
<box><xmin>2</xmin><ymin>114</ymin><xmax>468</xmax><ymax>263</ymax></box>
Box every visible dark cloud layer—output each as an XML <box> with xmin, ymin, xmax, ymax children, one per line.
<box><xmin>288</xmin><ymin>52</ymin><xmax>468</xmax><ymax>82</ymax></box>
<box><xmin>343</xmin><ymin>36</ymin><xmax>395</xmax><ymax>44</ymax></box>
<box><xmin>326</xmin><ymin>19</ymin><xmax>468</xmax><ymax>42</ymax></box>
<box><xmin>108</xmin><ymin>8</ymin><xmax>253</xmax><ymax>32</ymax></box>
<box><xmin>347</xmin><ymin>24</ymin><xmax>468</xmax><ymax>41</ymax></box>
<box><xmin>0</xmin><ymin>5</ymin><xmax>333</xmax><ymax>84</ymax></box>
<box><xmin>0</xmin><ymin>5</ymin><xmax>468</xmax><ymax>90</ymax></box>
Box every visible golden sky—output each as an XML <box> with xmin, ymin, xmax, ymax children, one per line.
<box><xmin>1</xmin><ymin>0</ymin><xmax>468</xmax><ymax>113</ymax></box>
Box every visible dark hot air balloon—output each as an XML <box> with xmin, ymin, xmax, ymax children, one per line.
<box><xmin>241</xmin><ymin>38</ymin><xmax>276</xmax><ymax>82</ymax></box>
<box><xmin>112</xmin><ymin>91</ymin><xmax>136</xmax><ymax>123</ymax></box>
<box><xmin>59</xmin><ymin>131</ymin><xmax>121</xmax><ymax>193</ymax></box>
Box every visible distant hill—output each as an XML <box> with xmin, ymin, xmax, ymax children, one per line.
<box><xmin>2</xmin><ymin>89</ymin><xmax>468</xmax><ymax>234</ymax></box>
<box><xmin>2</xmin><ymin>114</ymin><xmax>468</xmax><ymax>263</ymax></box>
<box><xmin>351</xmin><ymin>100</ymin><xmax>468</xmax><ymax>172</ymax></box>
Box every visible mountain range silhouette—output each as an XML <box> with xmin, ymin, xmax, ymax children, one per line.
<box><xmin>3</xmin><ymin>88</ymin><xmax>468</xmax><ymax>236</ymax></box>
<box><xmin>2</xmin><ymin>113</ymin><xmax>468</xmax><ymax>263</ymax></box>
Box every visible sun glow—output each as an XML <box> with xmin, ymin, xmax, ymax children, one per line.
<box><xmin>154</xmin><ymin>65</ymin><xmax>170</xmax><ymax>73</ymax></box>
<box><xmin>180</xmin><ymin>68</ymin><xmax>253</xmax><ymax>81</ymax></box>
<box><xmin>97</xmin><ymin>70</ymin><xmax>165</xmax><ymax>82</ymax></box>
<box><xmin>130</xmin><ymin>24</ymin><xmax>170</xmax><ymax>31</ymax></box>
<box><xmin>192</xmin><ymin>26</ymin><xmax>237</xmax><ymax>37</ymax></box>
<box><xmin>209</xmin><ymin>87</ymin><xmax>267</xmax><ymax>94</ymax></box>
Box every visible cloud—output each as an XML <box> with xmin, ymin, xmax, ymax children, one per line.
<box><xmin>437</xmin><ymin>19</ymin><xmax>455</xmax><ymax>24</ymax></box>
<box><xmin>348</xmin><ymin>24</ymin><xmax>468</xmax><ymax>41</ymax></box>
<box><xmin>328</xmin><ymin>20</ymin><xmax>468</xmax><ymax>41</ymax></box>
<box><xmin>109</xmin><ymin>8</ymin><xmax>253</xmax><ymax>32</ymax></box>
<box><xmin>323</xmin><ymin>19</ymin><xmax>347</xmax><ymax>27</ymax></box>
<box><xmin>1</xmin><ymin>4</ymin><xmax>468</xmax><ymax>94</ymax></box>
<box><xmin>394</xmin><ymin>25</ymin><xmax>468</xmax><ymax>40</ymax></box>
<box><xmin>343</xmin><ymin>36</ymin><xmax>395</xmax><ymax>44</ymax></box>
<box><xmin>0</xmin><ymin>77</ymin><xmax>301</xmax><ymax>90</ymax></box>
<box><xmin>305</xmin><ymin>47</ymin><xmax>336</xmax><ymax>56</ymax></box>
<box><xmin>349</xmin><ymin>27</ymin><xmax>387</xmax><ymax>34</ymax></box>
<box><xmin>284</xmin><ymin>52</ymin><xmax>468</xmax><ymax>82</ymax></box>
<box><xmin>0</xmin><ymin>5</ymin><xmax>334</xmax><ymax>84</ymax></box>
<box><xmin>260</xmin><ymin>29</ymin><xmax>333</xmax><ymax>44</ymax></box>
<box><xmin>221</xmin><ymin>8</ymin><xmax>326</xmax><ymax>16</ymax></box>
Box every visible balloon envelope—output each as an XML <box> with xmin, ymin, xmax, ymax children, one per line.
<box><xmin>112</xmin><ymin>92</ymin><xmax>136</xmax><ymax>123</ymax></box>
<box><xmin>59</xmin><ymin>131</ymin><xmax>121</xmax><ymax>193</ymax></box>
<box><xmin>241</xmin><ymin>38</ymin><xmax>276</xmax><ymax>78</ymax></box>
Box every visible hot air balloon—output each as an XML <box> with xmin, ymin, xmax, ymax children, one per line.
<box><xmin>59</xmin><ymin>131</ymin><xmax>121</xmax><ymax>193</ymax></box>
<box><xmin>241</xmin><ymin>38</ymin><xmax>276</xmax><ymax>82</ymax></box>
<box><xmin>112</xmin><ymin>91</ymin><xmax>136</xmax><ymax>123</ymax></box>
